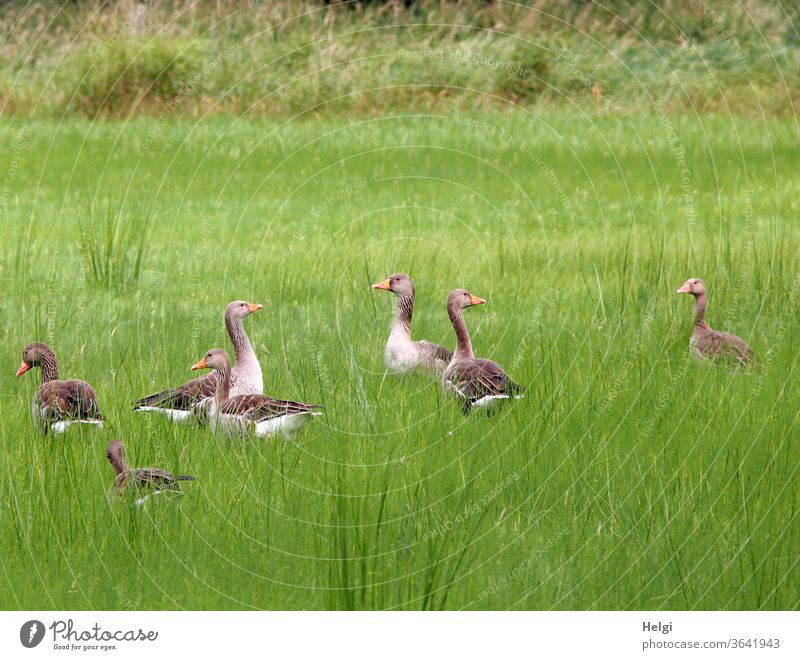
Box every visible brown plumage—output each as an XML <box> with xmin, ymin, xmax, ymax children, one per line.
<box><xmin>16</xmin><ymin>342</ymin><xmax>103</xmax><ymax>434</ymax></box>
<box><xmin>676</xmin><ymin>278</ymin><xmax>759</xmax><ymax>366</ymax></box>
<box><xmin>106</xmin><ymin>439</ymin><xmax>196</xmax><ymax>493</ymax></box>
<box><xmin>442</xmin><ymin>289</ymin><xmax>522</xmax><ymax>413</ymax></box>
<box><xmin>219</xmin><ymin>393</ymin><xmax>320</xmax><ymax>420</ymax></box>
<box><xmin>133</xmin><ymin>300</ymin><xmax>263</xmax><ymax>421</ymax></box>
<box><xmin>191</xmin><ymin>348</ymin><xmax>322</xmax><ymax>437</ymax></box>
<box><xmin>372</xmin><ymin>273</ymin><xmax>453</xmax><ymax>374</ymax></box>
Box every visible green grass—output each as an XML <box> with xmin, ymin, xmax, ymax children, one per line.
<box><xmin>78</xmin><ymin>201</ymin><xmax>152</xmax><ymax>291</ymax></box>
<box><xmin>0</xmin><ymin>111</ymin><xmax>799</xmax><ymax>610</ymax></box>
<box><xmin>1</xmin><ymin>0</ymin><xmax>799</xmax><ymax>118</ymax></box>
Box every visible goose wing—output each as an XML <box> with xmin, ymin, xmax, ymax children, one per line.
<box><xmin>134</xmin><ymin>467</ymin><xmax>178</xmax><ymax>490</ymax></box>
<box><xmin>448</xmin><ymin>358</ymin><xmax>521</xmax><ymax>402</ymax></box>
<box><xmin>39</xmin><ymin>379</ymin><xmax>102</xmax><ymax>420</ymax></box>
<box><xmin>417</xmin><ymin>340</ymin><xmax>454</xmax><ymax>365</ymax></box>
<box><xmin>699</xmin><ymin>331</ymin><xmax>759</xmax><ymax>366</ymax></box>
<box><xmin>131</xmin><ymin>468</ymin><xmax>196</xmax><ymax>491</ymax></box>
<box><xmin>133</xmin><ymin>372</ymin><xmax>219</xmax><ymax>411</ymax></box>
<box><xmin>220</xmin><ymin>394</ymin><xmax>320</xmax><ymax>421</ymax></box>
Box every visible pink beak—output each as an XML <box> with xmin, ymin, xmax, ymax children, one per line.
<box><xmin>676</xmin><ymin>283</ymin><xmax>692</xmax><ymax>294</ymax></box>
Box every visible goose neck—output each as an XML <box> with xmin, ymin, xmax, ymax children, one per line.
<box><xmin>39</xmin><ymin>348</ymin><xmax>59</xmax><ymax>384</ymax></box>
<box><xmin>392</xmin><ymin>292</ymin><xmax>414</xmax><ymax>338</ymax></box>
<box><xmin>109</xmin><ymin>452</ymin><xmax>129</xmax><ymax>476</ymax></box>
<box><xmin>693</xmin><ymin>292</ymin><xmax>708</xmax><ymax>329</ymax></box>
<box><xmin>448</xmin><ymin>302</ymin><xmax>474</xmax><ymax>360</ymax></box>
<box><xmin>226</xmin><ymin>313</ymin><xmax>256</xmax><ymax>366</ymax></box>
<box><xmin>214</xmin><ymin>362</ymin><xmax>232</xmax><ymax>406</ymax></box>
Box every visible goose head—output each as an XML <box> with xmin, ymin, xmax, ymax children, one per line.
<box><xmin>447</xmin><ymin>289</ymin><xmax>486</xmax><ymax>310</ymax></box>
<box><xmin>372</xmin><ymin>273</ymin><xmax>414</xmax><ymax>297</ymax></box>
<box><xmin>16</xmin><ymin>342</ymin><xmax>53</xmax><ymax>377</ymax></box>
<box><xmin>676</xmin><ymin>278</ymin><xmax>706</xmax><ymax>297</ymax></box>
<box><xmin>191</xmin><ymin>348</ymin><xmax>231</xmax><ymax>373</ymax></box>
<box><xmin>106</xmin><ymin>439</ymin><xmax>126</xmax><ymax>469</ymax></box>
<box><xmin>225</xmin><ymin>300</ymin><xmax>263</xmax><ymax>321</ymax></box>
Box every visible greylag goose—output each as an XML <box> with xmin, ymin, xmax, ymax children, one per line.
<box><xmin>16</xmin><ymin>342</ymin><xmax>103</xmax><ymax>434</ymax></box>
<box><xmin>442</xmin><ymin>289</ymin><xmax>523</xmax><ymax>412</ymax></box>
<box><xmin>191</xmin><ymin>348</ymin><xmax>322</xmax><ymax>438</ymax></box>
<box><xmin>133</xmin><ymin>300</ymin><xmax>263</xmax><ymax>421</ymax></box>
<box><xmin>676</xmin><ymin>278</ymin><xmax>759</xmax><ymax>366</ymax></box>
<box><xmin>372</xmin><ymin>273</ymin><xmax>453</xmax><ymax>374</ymax></box>
<box><xmin>106</xmin><ymin>439</ymin><xmax>196</xmax><ymax>493</ymax></box>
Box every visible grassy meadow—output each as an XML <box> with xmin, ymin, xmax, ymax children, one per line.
<box><xmin>0</xmin><ymin>111</ymin><xmax>798</xmax><ymax>610</ymax></box>
<box><xmin>2</xmin><ymin>0</ymin><xmax>799</xmax><ymax>118</ymax></box>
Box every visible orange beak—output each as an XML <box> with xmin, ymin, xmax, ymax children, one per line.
<box><xmin>372</xmin><ymin>279</ymin><xmax>392</xmax><ymax>291</ymax></box>
<box><xmin>15</xmin><ymin>362</ymin><xmax>30</xmax><ymax>377</ymax></box>
<box><xmin>190</xmin><ymin>357</ymin><xmax>207</xmax><ymax>371</ymax></box>
<box><xmin>676</xmin><ymin>283</ymin><xmax>691</xmax><ymax>294</ymax></box>
<box><xmin>470</xmin><ymin>294</ymin><xmax>486</xmax><ymax>306</ymax></box>
<box><xmin>247</xmin><ymin>303</ymin><xmax>263</xmax><ymax>313</ymax></box>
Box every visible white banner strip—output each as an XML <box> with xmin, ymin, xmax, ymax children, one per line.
<box><xmin>1</xmin><ymin>611</ymin><xmax>797</xmax><ymax>659</ymax></box>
